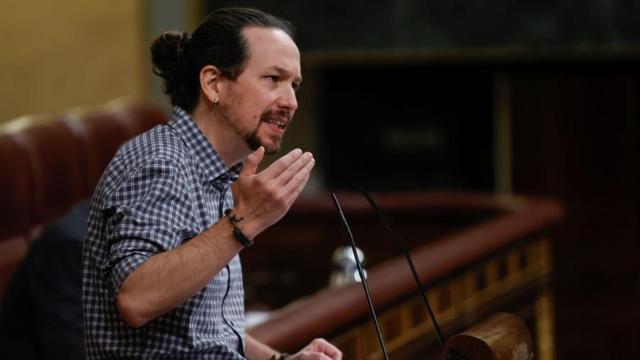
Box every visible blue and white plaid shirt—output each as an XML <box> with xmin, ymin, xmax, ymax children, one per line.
<box><xmin>82</xmin><ymin>107</ymin><xmax>246</xmax><ymax>359</ymax></box>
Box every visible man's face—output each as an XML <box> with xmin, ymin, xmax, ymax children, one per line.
<box><xmin>218</xmin><ymin>26</ymin><xmax>302</xmax><ymax>154</ymax></box>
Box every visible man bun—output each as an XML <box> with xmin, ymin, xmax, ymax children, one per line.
<box><xmin>149</xmin><ymin>8</ymin><xmax>295</xmax><ymax>113</ymax></box>
<box><xmin>150</xmin><ymin>31</ymin><xmax>189</xmax><ymax>107</ymax></box>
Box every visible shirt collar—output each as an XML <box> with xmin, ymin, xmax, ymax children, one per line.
<box><xmin>168</xmin><ymin>106</ymin><xmax>242</xmax><ymax>183</ymax></box>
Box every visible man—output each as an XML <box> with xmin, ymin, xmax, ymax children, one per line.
<box><xmin>82</xmin><ymin>7</ymin><xmax>341</xmax><ymax>360</ymax></box>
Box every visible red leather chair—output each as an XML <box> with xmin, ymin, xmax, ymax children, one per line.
<box><xmin>0</xmin><ymin>131</ymin><xmax>33</xmax><ymax>239</ymax></box>
<box><xmin>14</xmin><ymin>117</ymin><xmax>87</xmax><ymax>226</ymax></box>
<box><xmin>63</xmin><ymin>107</ymin><xmax>133</xmax><ymax>197</ymax></box>
<box><xmin>0</xmin><ymin>100</ymin><xmax>169</xmax><ymax>298</ymax></box>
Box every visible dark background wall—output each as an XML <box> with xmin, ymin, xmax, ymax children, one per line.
<box><xmin>207</xmin><ymin>0</ymin><xmax>640</xmax><ymax>50</ymax></box>
<box><xmin>207</xmin><ymin>1</ymin><xmax>639</xmax><ymax>358</ymax></box>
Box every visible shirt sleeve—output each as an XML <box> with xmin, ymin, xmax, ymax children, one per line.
<box><xmin>101</xmin><ymin>156</ymin><xmax>195</xmax><ymax>294</ymax></box>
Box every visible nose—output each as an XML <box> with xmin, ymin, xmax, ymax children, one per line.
<box><xmin>277</xmin><ymin>85</ymin><xmax>298</xmax><ymax>112</ymax></box>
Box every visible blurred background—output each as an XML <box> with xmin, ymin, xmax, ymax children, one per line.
<box><xmin>1</xmin><ymin>0</ymin><xmax>638</xmax><ymax>358</ymax></box>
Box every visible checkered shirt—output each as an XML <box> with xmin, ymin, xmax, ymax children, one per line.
<box><xmin>82</xmin><ymin>107</ymin><xmax>246</xmax><ymax>359</ymax></box>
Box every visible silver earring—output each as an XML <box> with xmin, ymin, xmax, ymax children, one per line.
<box><xmin>212</xmin><ymin>97</ymin><xmax>219</xmax><ymax>105</ymax></box>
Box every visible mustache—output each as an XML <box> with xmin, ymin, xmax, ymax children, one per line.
<box><xmin>261</xmin><ymin>109</ymin><xmax>292</xmax><ymax>123</ymax></box>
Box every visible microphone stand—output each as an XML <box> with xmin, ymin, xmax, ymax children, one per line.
<box><xmin>331</xmin><ymin>193</ymin><xmax>390</xmax><ymax>360</ymax></box>
<box><xmin>360</xmin><ymin>190</ymin><xmax>452</xmax><ymax>360</ymax></box>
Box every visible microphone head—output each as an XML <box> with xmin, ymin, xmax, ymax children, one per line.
<box><xmin>332</xmin><ymin>245</ymin><xmax>365</xmax><ymax>267</ymax></box>
<box><xmin>330</xmin><ymin>246</ymin><xmax>368</xmax><ymax>287</ymax></box>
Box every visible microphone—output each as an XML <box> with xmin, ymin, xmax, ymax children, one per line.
<box><xmin>360</xmin><ymin>189</ymin><xmax>453</xmax><ymax>360</ymax></box>
<box><xmin>330</xmin><ymin>193</ymin><xmax>390</xmax><ymax>360</ymax></box>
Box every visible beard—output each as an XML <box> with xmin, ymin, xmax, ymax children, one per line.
<box><xmin>244</xmin><ymin>109</ymin><xmax>291</xmax><ymax>155</ymax></box>
<box><xmin>218</xmin><ymin>101</ymin><xmax>292</xmax><ymax>155</ymax></box>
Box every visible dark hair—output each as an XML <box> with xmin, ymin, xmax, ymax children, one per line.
<box><xmin>151</xmin><ymin>7</ymin><xmax>295</xmax><ymax>113</ymax></box>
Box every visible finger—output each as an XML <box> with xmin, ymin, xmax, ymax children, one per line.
<box><xmin>284</xmin><ymin>158</ymin><xmax>314</xmax><ymax>205</ymax></box>
<box><xmin>292</xmin><ymin>352</ymin><xmax>331</xmax><ymax>360</ymax></box>
<box><xmin>240</xmin><ymin>146</ymin><xmax>265</xmax><ymax>177</ymax></box>
<box><xmin>309</xmin><ymin>353</ymin><xmax>332</xmax><ymax>360</ymax></box>
<box><xmin>260</xmin><ymin>148</ymin><xmax>303</xmax><ymax>178</ymax></box>
<box><xmin>276</xmin><ymin>151</ymin><xmax>313</xmax><ymax>187</ymax></box>
<box><xmin>323</xmin><ymin>345</ymin><xmax>342</xmax><ymax>360</ymax></box>
<box><xmin>303</xmin><ymin>339</ymin><xmax>342</xmax><ymax>360</ymax></box>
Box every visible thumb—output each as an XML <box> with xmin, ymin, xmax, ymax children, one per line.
<box><xmin>240</xmin><ymin>146</ymin><xmax>265</xmax><ymax>176</ymax></box>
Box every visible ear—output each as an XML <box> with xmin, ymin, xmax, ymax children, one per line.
<box><xmin>200</xmin><ymin>65</ymin><xmax>223</xmax><ymax>105</ymax></box>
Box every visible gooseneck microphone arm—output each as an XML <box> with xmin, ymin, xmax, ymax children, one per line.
<box><xmin>360</xmin><ymin>190</ymin><xmax>451</xmax><ymax>360</ymax></box>
<box><xmin>330</xmin><ymin>193</ymin><xmax>390</xmax><ymax>360</ymax></box>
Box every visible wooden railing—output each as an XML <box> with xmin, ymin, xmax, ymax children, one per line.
<box><xmin>247</xmin><ymin>192</ymin><xmax>563</xmax><ymax>359</ymax></box>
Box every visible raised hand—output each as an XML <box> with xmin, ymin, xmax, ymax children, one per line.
<box><xmin>232</xmin><ymin>146</ymin><xmax>314</xmax><ymax>239</ymax></box>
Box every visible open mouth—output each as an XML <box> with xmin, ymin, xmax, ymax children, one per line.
<box><xmin>263</xmin><ymin>117</ymin><xmax>287</xmax><ymax>130</ymax></box>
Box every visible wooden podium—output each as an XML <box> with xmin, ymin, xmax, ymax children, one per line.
<box><xmin>447</xmin><ymin>312</ymin><xmax>534</xmax><ymax>360</ymax></box>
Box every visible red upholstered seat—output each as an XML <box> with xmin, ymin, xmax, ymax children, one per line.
<box><xmin>0</xmin><ymin>99</ymin><xmax>169</xmax><ymax>298</ymax></box>
<box><xmin>12</xmin><ymin>117</ymin><xmax>88</xmax><ymax>225</ymax></box>
<box><xmin>0</xmin><ymin>132</ymin><xmax>34</xmax><ymax>238</ymax></box>
<box><xmin>126</xmin><ymin>101</ymin><xmax>169</xmax><ymax>135</ymax></box>
<box><xmin>63</xmin><ymin>108</ymin><xmax>133</xmax><ymax>197</ymax></box>
<box><xmin>106</xmin><ymin>99</ymin><xmax>169</xmax><ymax>137</ymax></box>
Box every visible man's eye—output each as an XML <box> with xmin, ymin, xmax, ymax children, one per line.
<box><xmin>266</xmin><ymin>75</ymin><xmax>279</xmax><ymax>82</ymax></box>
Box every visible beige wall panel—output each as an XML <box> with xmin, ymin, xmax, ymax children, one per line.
<box><xmin>0</xmin><ymin>0</ymin><xmax>146</xmax><ymax>123</ymax></box>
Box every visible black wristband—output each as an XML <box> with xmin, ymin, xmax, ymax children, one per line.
<box><xmin>231</xmin><ymin>223</ymin><xmax>253</xmax><ymax>247</ymax></box>
<box><xmin>225</xmin><ymin>209</ymin><xmax>253</xmax><ymax>247</ymax></box>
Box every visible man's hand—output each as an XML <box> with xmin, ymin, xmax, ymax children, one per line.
<box><xmin>233</xmin><ymin>146</ymin><xmax>314</xmax><ymax>239</ymax></box>
<box><xmin>287</xmin><ymin>338</ymin><xmax>342</xmax><ymax>360</ymax></box>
